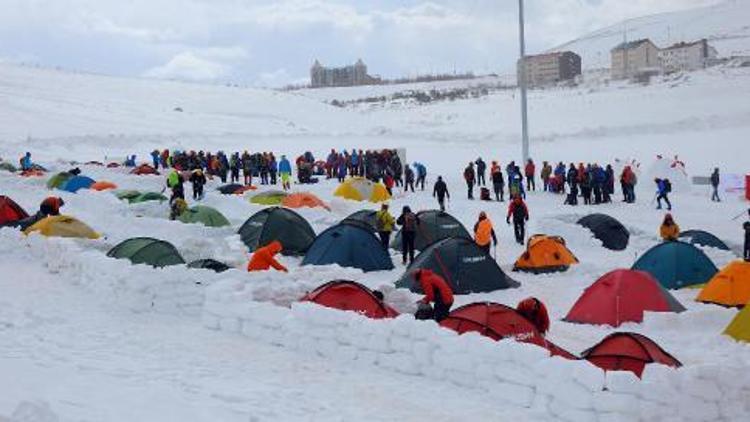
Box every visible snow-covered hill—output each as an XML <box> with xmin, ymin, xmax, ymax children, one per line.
<box><xmin>550</xmin><ymin>0</ymin><xmax>750</xmax><ymax>68</ymax></box>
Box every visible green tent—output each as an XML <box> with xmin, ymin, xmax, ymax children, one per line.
<box><xmin>238</xmin><ymin>207</ymin><xmax>315</xmax><ymax>256</ymax></box>
<box><xmin>0</xmin><ymin>162</ymin><xmax>17</xmax><ymax>173</ymax></box>
<box><xmin>187</xmin><ymin>259</ymin><xmax>231</xmax><ymax>273</ymax></box>
<box><xmin>107</xmin><ymin>237</ymin><xmax>185</xmax><ymax>267</ymax></box>
<box><xmin>116</xmin><ymin>190</ymin><xmax>142</xmax><ymax>201</ymax></box>
<box><xmin>178</xmin><ymin>205</ymin><xmax>230</xmax><ymax>227</ymax></box>
<box><xmin>130</xmin><ymin>192</ymin><xmax>168</xmax><ymax>204</ymax></box>
<box><xmin>47</xmin><ymin>172</ymin><xmax>73</xmax><ymax>189</ymax></box>
<box><xmin>249</xmin><ymin>190</ymin><xmax>288</xmax><ymax>206</ymax></box>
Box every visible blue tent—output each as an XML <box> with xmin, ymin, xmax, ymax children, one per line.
<box><xmin>61</xmin><ymin>176</ymin><xmax>96</xmax><ymax>193</ymax></box>
<box><xmin>632</xmin><ymin>241</ymin><xmax>718</xmax><ymax>289</ymax></box>
<box><xmin>302</xmin><ymin>222</ymin><xmax>394</xmax><ymax>272</ymax></box>
<box><xmin>678</xmin><ymin>230</ymin><xmax>730</xmax><ymax>251</ymax></box>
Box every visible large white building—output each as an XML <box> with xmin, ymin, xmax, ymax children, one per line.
<box><xmin>610</xmin><ymin>39</ymin><xmax>661</xmax><ymax>79</ymax></box>
<box><xmin>517</xmin><ymin>51</ymin><xmax>582</xmax><ymax>87</ymax></box>
<box><xmin>659</xmin><ymin>39</ymin><xmax>718</xmax><ymax>73</ymax></box>
<box><xmin>310</xmin><ymin>59</ymin><xmax>379</xmax><ymax>88</ymax></box>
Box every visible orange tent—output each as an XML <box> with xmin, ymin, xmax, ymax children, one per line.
<box><xmin>281</xmin><ymin>192</ymin><xmax>330</xmax><ymax>211</ymax></box>
<box><xmin>513</xmin><ymin>235</ymin><xmax>579</xmax><ymax>273</ymax></box>
<box><xmin>696</xmin><ymin>260</ymin><xmax>750</xmax><ymax>307</ymax></box>
<box><xmin>91</xmin><ymin>181</ymin><xmax>118</xmax><ymax>191</ymax></box>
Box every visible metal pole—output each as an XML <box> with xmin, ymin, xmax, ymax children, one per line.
<box><xmin>518</xmin><ymin>0</ymin><xmax>530</xmax><ymax>163</ymax></box>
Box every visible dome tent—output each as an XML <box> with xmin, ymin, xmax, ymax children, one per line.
<box><xmin>131</xmin><ymin>164</ymin><xmax>159</xmax><ymax>175</ymax></box>
<box><xmin>513</xmin><ymin>235</ymin><xmax>579</xmax><ymax>273</ymax></box>
<box><xmin>91</xmin><ymin>181</ymin><xmax>117</xmax><ymax>191</ymax></box>
<box><xmin>334</xmin><ymin>177</ymin><xmax>391</xmax><ymax>202</ymax></box>
<box><xmin>217</xmin><ymin>184</ymin><xmax>255</xmax><ymax>195</ymax></box>
<box><xmin>24</xmin><ymin>215</ymin><xmax>100</xmax><ymax>239</ymax></box>
<box><xmin>396</xmin><ymin>237</ymin><xmax>519</xmax><ymax>294</ymax></box>
<box><xmin>696</xmin><ymin>260</ymin><xmax>750</xmax><ymax>307</ymax></box>
<box><xmin>178</xmin><ymin>205</ymin><xmax>230</xmax><ymax>227</ymax></box>
<box><xmin>341</xmin><ymin>210</ymin><xmax>378</xmax><ymax>232</ymax></box>
<box><xmin>725</xmin><ymin>305</ymin><xmax>750</xmax><ymax>342</ymax></box>
<box><xmin>391</xmin><ymin>210</ymin><xmax>471</xmax><ymax>251</ymax></box>
<box><xmin>129</xmin><ymin>192</ymin><xmax>167</xmax><ymax>204</ymax></box>
<box><xmin>632</xmin><ymin>241</ymin><xmax>718</xmax><ymax>289</ymax></box>
<box><xmin>250</xmin><ymin>190</ymin><xmax>288</xmax><ymax>206</ymax></box>
<box><xmin>46</xmin><ymin>172</ymin><xmax>74</xmax><ymax>190</ymax></box>
<box><xmin>678</xmin><ymin>229</ymin><xmax>730</xmax><ymax>251</ymax></box>
<box><xmin>440</xmin><ymin>302</ymin><xmax>576</xmax><ymax>359</ymax></box>
<box><xmin>238</xmin><ymin>207</ymin><xmax>315</xmax><ymax>256</ymax></box>
<box><xmin>107</xmin><ymin>237</ymin><xmax>185</xmax><ymax>267</ymax></box>
<box><xmin>281</xmin><ymin>192</ymin><xmax>330</xmax><ymax>211</ymax></box>
<box><xmin>577</xmin><ymin>213</ymin><xmax>630</xmax><ymax>251</ymax></box>
<box><xmin>187</xmin><ymin>259</ymin><xmax>231</xmax><ymax>273</ymax></box>
<box><xmin>60</xmin><ymin>175</ymin><xmax>96</xmax><ymax>193</ymax></box>
<box><xmin>0</xmin><ymin>196</ymin><xmax>29</xmax><ymax>226</ymax></box>
<box><xmin>300</xmin><ymin>280</ymin><xmax>399</xmax><ymax>319</ymax></box>
<box><xmin>302</xmin><ymin>222</ymin><xmax>394</xmax><ymax>272</ymax></box>
<box><xmin>564</xmin><ymin>269</ymin><xmax>685</xmax><ymax>327</ymax></box>
<box><xmin>581</xmin><ymin>332</ymin><xmax>682</xmax><ymax>378</ymax></box>
<box><xmin>116</xmin><ymin>190</ymin><xmax>141</xmax><ymax>201</ymax></box>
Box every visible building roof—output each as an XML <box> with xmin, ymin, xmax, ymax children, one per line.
<box><xmin>662</xmin><ymin>39</ymin><xmax>707</xmax><ymax>51</ymax></box>
<box><xmin>611</xmin><ymin>39</ymin><xmax>654</xmax><ymax>52</ymax></box>
<box><xmin>523</xmin><ymin>51</ymin><xmax>579</xmax><ymax>60</ymax></box>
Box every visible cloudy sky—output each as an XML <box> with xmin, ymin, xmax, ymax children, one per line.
<box><xmin>0</xmin><ymin>0</ymin><xmax>720</xmax><ymax>86</ymax></box>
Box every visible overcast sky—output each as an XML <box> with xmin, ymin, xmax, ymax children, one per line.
<box><xmin>0</xmin><ymin>0</ymin><xmax>720</xmax><ymax>86</ymax></box>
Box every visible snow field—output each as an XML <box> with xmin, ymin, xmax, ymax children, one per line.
<box><xmin>202</xmin><ymin>277</ymin><xmax>750</xmax><ymax>422</ymax></box>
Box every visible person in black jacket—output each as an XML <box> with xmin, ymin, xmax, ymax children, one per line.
<box><xmin>743</xmin><ymin>209</ymin><xmax>750</xmax><ymax>262</ymax></box>
<box><xmin>475</xmin><ymin>158</ymin><xmax>487</xmax><ymax>187</ymax></box>
<box><xmin>710</xmin><ymin>168</ymin><xmax>721</xmax><ymax>202</ymax></box>
<box><xmin>190</xmin><ymin>169</ymin><xmax>207</xmax><ymax>200</ymax></box>
<box><xmin>433</xmin><ymin>176</ymin><xmax>450</xmax><ymax>212</ymax></box>
<box><xmin>464</xmin><ymin>162</ymin><xmax>476</xmax><ymax>200</ymax></box>
<box><xmin>506</xmin><ymin>195</ymin><xmax>529</xmax><ymax>245</ymax></box>
<box><xmin>491</xmin><ymin>165</ymin><xmax>505</xmax><ymax>202</ymax></box>
<box><xmin>396</xmin><ymin>206</ymin><xmax>421</xmax><ymax>265</ymax></box>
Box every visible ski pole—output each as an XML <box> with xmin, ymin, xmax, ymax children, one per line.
<box><xmin>731</xmin><ymin>209</ymin><xmax>749</xmax><ymax>221</ymax></box>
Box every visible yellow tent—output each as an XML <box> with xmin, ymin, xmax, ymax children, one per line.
<box><xmin>334</xmin><ymin>177</ymin><xmax>391</xmax><ymax>203</ymax></box>
<box><xmin>24</xmin><ymin>215</ymin><xmax>100</xmax><ymax>239</ymax></box>
<box><xmin>725</xmin><ymin>305</ymin><xmax>750</xmax><ymax>342</ymax></box>
<box><xmin>696</xmin><ymin>260</ymin><xmax>750</xmax><ymax>307</ymax></box>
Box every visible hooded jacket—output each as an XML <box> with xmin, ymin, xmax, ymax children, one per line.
<box><xmin>415</xmin><ymin>269</ymin><xmax>454</xmax><ymax>306</ymax></box>
<box><xmin>247</xmin><ymin>241</ymin><xmax>288</xmax><ymax>272</ymax></box>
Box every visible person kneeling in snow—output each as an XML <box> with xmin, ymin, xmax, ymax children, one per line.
<box><xmin>247</xmin><ymin>241</ymin><xmax>288</xmax><ymax>273</ymax></box>
<box><xmin>413</xmin><ymin>269</ymin><xmax>453</xmax><ymax>322</ymax></box>
<box><xmin>16</xmin><ymin>196</ymin><xmax>65</xmax><ymax>230</ymax></box>
<box><xmin>660</xmin><ymin>213</ymin><xmax>680</xmax><ymax>242</ymax></box>
<box><xmin>169</xmin><ymin>198</ymin><xmax>187</xmax><ymax>221</ymax></box>
<box><xmin>516</xmin><ymin>297</ymin><xmax>550</xmax><ymax>335</ymax></box>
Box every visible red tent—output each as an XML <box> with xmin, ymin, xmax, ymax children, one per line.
<box><xmin>440</xmin><ymin>302</ymin><xmax>577</xmax><ymax>360</ymax></box>
<box><xmin>107</xmin><ymin>162</ymin><xmax>121</xmax><ymax>168</ymax></box>
<box><xmin>564</xmin><ymin>269</ymin><xmax>685</xmax><ymax>327</ymax></box>
<box><xmin>581</xmin><ymin>332</ymin><xmax>681</xmax><ymax>377</ymax></box>
<box><xmin>300</xmin><ymin>280</ymin><xmax>399</xmax><ymax>319</ymax></box>
<box><xmin>0</xmin><ymin>196</ymin><xmax>29</xmax><ymax>225</ymax></box>
<box><xmin>130</xmin><ymin>164</ymin><xmax>160</xmax><ymax>176</ymax></box>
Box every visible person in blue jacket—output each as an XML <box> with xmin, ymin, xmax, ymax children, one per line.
<box><xmin>124</xmin><ymin>155</ymin><xmax>136</xmax><ymax>167</ymax></box>
<box><xmin>655</xmin><ymin>178</ymin><xmax>672</xmax><ymax>210</ymax></box>
<box><xmin>350</xmin><ymin>150</ymin><xmax>359</xmax><ymax>176</ymax></box>
<box><xmin>278</xmin><ymin>155</ymin><xmax>292</xmax><ymax>190</ymax></box>
<box><xmin>20</xmin><ymin>152</ymin><xmax>32</xmax><ymax>171</ymax></box>
<box><xmin>413</xmin><ymin>162</ymin><xmax>427</xmax><ymax>191</ymax></box>
<box><xmin>151</xmin><ymin>150</ymin><xmax>160</xmax><ymax>169</ymax></box>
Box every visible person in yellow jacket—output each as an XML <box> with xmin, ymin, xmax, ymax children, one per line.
<box><xmin>660</xmin><ymin>213</ymin><xmax>680</xmax><ymax>241</ymax></box>
<box><xmin>375</xmin><ymin>203</ymin><xmax>395</xmax><ymax>250</ymax></box>
<box><xmin>474</xmin><ymin>211</ymin><xmax>498</xmax><ymax>255</ymax></box>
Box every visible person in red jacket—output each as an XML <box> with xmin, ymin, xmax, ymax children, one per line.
<box><xmin>506</xmin><ymin>195</ymin><xmax>529</xmax><ymax>245</ymax></box>
<box><xmin>524</xmin><ymin>159</ymin><xmax>536</xmax><ymax>191</ymax></box>
<box><xmin>247</xmin><ymin>241</ymin><xmax>288</xmax><ymax>272</ymax></box>
<box><xmin>516</xmin><ymin>297</ymin><xmax>550</xmax><ymax>335</ymax></box>
<box><xmin>413</xmin><ymin>269</ymin><xmax>454</xmax><ymax>321</ymax></box>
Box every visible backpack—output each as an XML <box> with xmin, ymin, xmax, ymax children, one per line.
<box><xmin>480</xmin><ymin>187</ymin><xmax>491</xmax><ymax>201</ymax></box>
<box><xmin>664</xmin><ymin>179</ymin><xmax>672</xmax><ymax>193</ymax></box>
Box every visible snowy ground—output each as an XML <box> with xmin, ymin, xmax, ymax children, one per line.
<box><xmin>1</xmin><ymin>57</ymin><xmax>750</xmax><ymax>420</ymax></box>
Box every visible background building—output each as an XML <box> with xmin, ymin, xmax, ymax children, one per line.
<box><xmin>517</xmin><ymin>51</ymin><xmax>582</xmax><ymax>87</ymax></box>
<box><xmin>610</xmin><ymin>39</ymin><xmax>660</xmax><ymax>79</ymax></box>
<box><xmin>310</xmin><ymin>59</ymin><xmax>380</xmax><ymax>88</ymax></box>
<box><xmin>659</xmin><ymin>39</ymin><xmax>718</xmax><ymax>73</ymax></box>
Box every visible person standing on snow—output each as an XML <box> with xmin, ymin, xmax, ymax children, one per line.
<box><xmin>473</xmin><ymin>211</ymin><xmax>498</xmax><ymax>256</ymax></box>
<box><xmin>396</xmin><ymin>206</ymin><xmax>420</xmax><ymax>265</ymax></box>
<box><xmin>375</xmin><ymin>203</ymin><xmax>395</xmax><ymax>250</ymax></box>
<box><xmin>167</xmin><ymin>169</ymin><xmax>185</xmax><ymax>205</ymax></box>
<box><xmin>540</xmin><ymin>161</ymin><xmax>552</xmax><ymax>192</ymax></box>
<box><xmin>278</xmin><ymin>155</ymin><xmax>292</xmax><ymax>190</ymax></box>
<box><xmin>525</xmin><ymin>159</ymin><xmax>536</xmax><ymax>191</ymax></box>
<box><xmin>247</xmin><ymin>241</ymin><xmax>288</xmax><ymax>272</ymax></box>
<box><xmin>491</xmin><ymin>162</ymin><xmax>505</xmax><ymax>202</ymax></box>
<box><xmin>189</xmin><ymin>169</ymin><xmax>206</xmax><ymax>200</ymax></box>
<box><xmin>710</xmin><ymin>168</ymin><xmax>721</xmax><ymax>202</ymax></box>
<box><xmin>412</xmin><ymin>269</ymin><xmax>454</xmax><ymax>322</ymax></box>
<box><xmin>151</xmin><ymin>150</ymin><xmax>161</xmax><ymax>169</ymax></box>
<box><xmin>507</xmin><ymin>195</ymin><xmax>529</xmax><ymax>245</ymax></box>
<box><xmin>414</xmin><ymin>162</ymin><xmax>427</xmax><ymax>191</ymax></box>
<box><xmin>475</xmin><ymin>157</ymin><xmax>487</xmax><ymax>187</ymax></box>
<box><xmin>404</xmin><ymin>165</ymin><xmax>415</xmax><ymax>193</ymax></box>
<box><xmin>660</xmin><ymin>213</ymin><xmax>680</xmax><ymax>241</ymax></box>
<box><xmin>742</xmin><ymin>209</ymin><xmax>750</xmax><ymax>261</ymax></box>
<box><xmin>655</xmin><ymin>178</ymin><xmax>672</xmax><ymax>211</ymax></box>
<box><xmin>464</xmin><ymin>162</ymin><xmax>476</xmax><ymax>199</ymax></box>
<box><xmin>433</xmin><ymin>176</ymin><xmax>450</xmax><ymax>212</ymax></box>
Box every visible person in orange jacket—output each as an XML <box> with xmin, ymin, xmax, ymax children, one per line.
<box><xmin>247</xmin><ymin>240</ymin><xmax>288</xmax><ymax>272</ymax></box>
<box><xmin>413</xmin><ymin>269</ymin><xmax>454</xmax><ymax>321</ymax></box>
<box><xmin>659</xmin><ymin>213</ymin><xmax>680</xmax><ymax>242</ymax></box>
<box><xmin>473</xmin><ymin>211</ymin><xmax>497</xmax><ymax>256</ymax></box>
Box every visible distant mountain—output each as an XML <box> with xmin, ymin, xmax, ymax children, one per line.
<box><xmin>549</xmin><ymin>0</ymin><xmax>750</xmax><ymax>68</ymax></box>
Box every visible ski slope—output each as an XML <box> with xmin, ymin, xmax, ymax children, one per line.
<box><xmin>549</xmin><ymin>0</ymin><xmax>750</xmax><ymax>68</ymax></box>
